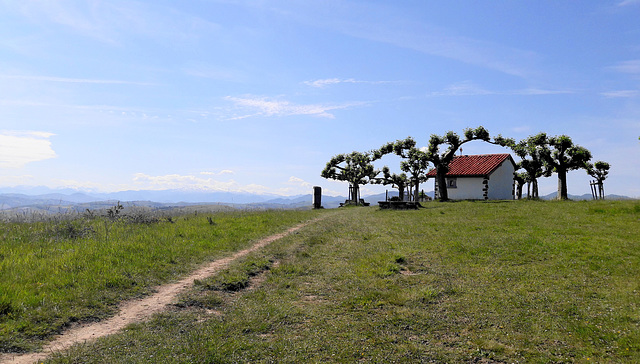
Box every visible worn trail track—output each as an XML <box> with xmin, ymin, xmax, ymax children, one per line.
<box><xmin>1</xmin><ymin>218</ymin><xmax>319</xmax><ymax>364</ymax></box>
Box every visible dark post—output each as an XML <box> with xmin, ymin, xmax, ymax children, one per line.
<box><xmin>313</xmin><ymin>186</ymin><xmax>323</xmax><ymax>209</ymax></box>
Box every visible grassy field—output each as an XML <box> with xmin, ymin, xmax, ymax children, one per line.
<box><xmin>2</xmin><ymin>200</ymin><xmax>639</xmax><ymax>363</ymax></box>
<box><xmin>0</xmin><ymin>208</ymin><xmax>320</xmax><ymax>353</ymax></box>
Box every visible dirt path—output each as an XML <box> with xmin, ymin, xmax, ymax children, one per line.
<box><xmin>1</xmin><ymin>218</ymin><xmax>319</xmax><ymax>364</ymax></box>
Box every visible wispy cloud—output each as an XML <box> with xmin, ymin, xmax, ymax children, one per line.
<box><xmin>512</xmin><ymin>126</ymin><xmax>532</xmax><ymax>133</ymax></box>
<box><xmin>224</xmin><ymin>95</ymin><xmax>365</xmax><ymax>119</ymax></box>
<box><xmin>200</xmin><ymin>170</ymin><xmax>235</xmax><ymax>176</ymax></box>
<box><xmin>335</xmin><ymin>18</ymin><xmax>537</xmax><ymax>79</ymax></box>
<box><xmin>513</xmin><ymin>88</ymin><xmax>576</xmax><ymax>95</ymax></box>
<box><xmin>601</xmin><ymin>90</ymin><xmax>639</xmax><ymax>98</ymax></box>
<box><xmin>429</xmin><ymin>81</ymin><xmax>494</xmax><ymax>96</ymax></box>
<box><xmin>0</xmin><ymin>74</ymin><xmax>155</xmax><ymax>85</ymax></box>
<box><xmin>3</xmin><ymin>1</ymin><xmax>219</xmax><ymax>45</ymax></box>
<box><xmin>617</xmin><ymin>0</ymin><xmax>640</xmax><ymax>6</ymax></box>
<box><xmin>427</xmin><ymin>81</ymin><xmax>575</xmax><ymax>97</ymax></box>
<box><xmin>608</xmin><ymin>60</ymin><xmax>640</xmax><ymax>74</ymax></box>
<box><xmin>182</xmin><ymin>62</ymin><xmax>240</xmax><ymax>81</ymax></box>
<box><xmin>303</xmin><ymin>78</ymin><xmax>398</xmax><ymax>88</ymax></box>
<box><xmin>0</xmin><ymin>130</ymin><xmax>57</xmax><ymax>168</ymax></box>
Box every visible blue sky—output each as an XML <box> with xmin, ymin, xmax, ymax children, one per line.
<box><xmin>1</xmin><ymin>0</ymin><xmax>639</xmax><ymax>198</ymax></box>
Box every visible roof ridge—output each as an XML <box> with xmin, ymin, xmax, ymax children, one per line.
<box><xmin>426</xmin><ymin>153</ymin><xmax>514</xmax><ymax>177</ymax></box>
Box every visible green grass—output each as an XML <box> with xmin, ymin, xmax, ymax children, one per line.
<box><xmin>0</xmin><ymin>209</ymin><xmax>322</xmax><ymax>352</ymax></box>
<box><xmin>4</xmin><ymin>200</ymin><xmax>640</xmax><ymax>363</ymax></box>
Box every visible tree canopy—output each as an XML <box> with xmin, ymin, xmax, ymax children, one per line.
<box><xmin>372</xmin><ymin>166</ymin><xmax>409</xmax><ymax>201</ymax></box>
<box><xmin>321</xmin><ymin>151</ymin><xmax>380</xmax><ymax>205</ymax></box>
<box><xmin>321</xmin><ymin>127</ymin><xmax>605</xmax><ymax>204</ymax></box>
<box><xmin>376</xmin><ymin>137</ymin><xmax>430</xmax><ymax>201</ymax></box>
<box><xmin>424</xmin><ymin>126</ymin><xmax>491</xmax><ymax>201</ymax></box>
<box><xmin>541</xmin><ymin>135</ymin><xmax>592</xmax><ymax>200</ymax></box>
<box><xmin>497</xmin><ymin>133</ymin><xmax>550</xmax><ymax>199</ymax></box>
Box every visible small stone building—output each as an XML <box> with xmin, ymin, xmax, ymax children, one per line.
<box><xmin>426</xmin><ymin>154</ymin><xmax>516</xmax><ymax>200</ymax></box>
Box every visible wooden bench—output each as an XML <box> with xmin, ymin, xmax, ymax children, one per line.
<box><xmin>378</xmin><ymin>201</ymin><xmax>420</xmax><ymax>210</ymax></box>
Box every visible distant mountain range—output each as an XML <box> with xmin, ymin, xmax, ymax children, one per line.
<box><xmin>0</xmin><ymin>186</ymin><xmax>634</xmax><ymax>216</ymax></box>
<box><xmin>0</xmin><ymin>186</ymin><xmax>349</xmax><ymax>214</ymax></box>
<box><xmin>537</xmin><ymin>192</ymin><xmax>633</xmax><ymax>201</ymax></box>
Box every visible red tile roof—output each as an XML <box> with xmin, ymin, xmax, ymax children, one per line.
<box><xmin>426</xmin><ymin>154</ymin><xmax>515</xmax><ymax>177</ymax></box>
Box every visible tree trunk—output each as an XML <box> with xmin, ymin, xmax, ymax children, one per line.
<box><xmin>413</xmin><ymin>178</ymin><xmax>420</xmax><ymax>202</ymax></box>
<box><xmin>599</xmin><ymin>181</ymin><xmax>604</xmax><ymax>200</ymax></box>
<box><xmin>436</xmin><ymin>170</ymin><xmax>448</xmax><ymax>201</ymax></box>
<box><xmin>557</xmin><ymin>168</ymin><xmax>568</xmax><ymax>200</ymax></box>
<box><xmin>532</xmin><ymin>179</ymin><xmax>539</xmax><ymax>199</ymax></box>
<box><xmin>398</xmin><ymin>185</ymin><xmax>405</xmax><ymax>201</ymax></box>
<box><xmin>516</xmin><ymin>182</ymin><xmax>523</xmax><ymax>200</ymax></box>
<box><xmin>350</xmin><ymin>184</ymin><xmax>360</xmax><ymax>205</ymax></box>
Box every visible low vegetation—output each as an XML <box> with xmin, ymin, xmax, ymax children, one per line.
<box><xmin>0</xmin><ymin>208</ymin><xmax>320</xmax><ymax>352</ymax></box>
<box><xmin>2</xmin><ymin>200</ymin><xmax>639</xmax><ymax>362</ymax></box>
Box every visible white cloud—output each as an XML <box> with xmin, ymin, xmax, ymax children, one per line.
<box><xmin>617</xmin><ymin>0</ymin><xmax>640</xmax><ymax>6</ymax></box>
<box><xmin>132</xmin><ymin>172</ymin><xmax>273</xmax><ymax>194</ymax></box>
<box><xmin>49</xmin><ymin>178</ymin><xmax>130</xmax><ymax>192</ymax></box>
<box><xmin>133</xmin><ymin>173</ymin><xmax>233</xmax><ymax>190</ymax></box>
<box><xmin>287</xmin><ymin>176</ymin><xmax>312</xmax><ymax>188</ymax></box>
<box><xmin>304</xmin><ymin>78</ymin><xmax>351</xmax><ymax>88</ymax></box>
<box><xmin>428</xmin><ymin>82</ymin><xmax>576</xmax><ymax>97</ymax></box>
<box><xmin>601</xmin><ymin>90</ymin><xmax>639</xmax><ymax>98</ymax></box>
<box><xmin>430</xmin><ymin>81</ymin><xmax>493</xmax><ymax>96</ymax></box>
<box><xmin>0</xmin><ymin>131</ymin><xmax>57</xmax><ymax>168</ymax></box>
<box><xmin>514</xmin><ymin>88</ymin><xmax>575</xmax><ymax>95</ymax></box>
<box><xmin>200</xmin><ymin>170</ymin><xmax>235</xmax><ymax>176</ymax></box>
<box><xmin>335</xmin><ymin>17</ymin><xmax>538</xmax><ymax>79</ymax></box>
<box><xmin>182</xmin><ymin>63</ymin><xmax>239</xmax><ymax>81</ymax></box>
<box><xmin>608</xmin><ymin>60</ymin><xmax>640</xmax><ymax>74</ymax></box>
<box><xmin>224</xmin><ymin>95</ymin><xmax>364</xmax><ymax>119</ymax></box>
<box><xmin>512</xmin><ymin>126</ymin><xmax>532</xmax><ymax>133</ymax></box>
<box><xmin>303</xmin><ymin>78</ymin><xmax>396</xmax><ymax>88</ymax></box>
<box><xmin>3</xmin><ymin>1</ymin><xmax>219</xmax><ymax>45</ymax></box>
<box><xmin>129</xmin><ymin>173</ymin><xmax>324</xmax><ymax>196</ymax></box>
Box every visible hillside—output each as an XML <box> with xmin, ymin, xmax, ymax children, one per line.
<box><xmin>1</xmin><ymin>200</ymin><xmax>638</xmax><ymax>363</ymax></box>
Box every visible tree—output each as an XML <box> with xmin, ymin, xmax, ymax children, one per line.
<box><xmin>373</xmin><ymin>166</ymin><xmax>409</xmax><ymax>200</ymax></box>
<box><xmin>376</xmin><ymin>137</ymin><xmax>430</xmax><ymax>201</ymax></box>
<box><xmin>425</xmin><ymin>126</ymin><xmax>491</xmax><ymax>201</ymax></box>
<box><xmin>513</xmin><ymin>172</ymin><xmax>526</xmax><ymax>200</ymax></box>
<box><xmin>586</xmin><ymin>160</ymin><xmax>610</xmax><ymax>199</ymax></box>
<box><xmin>321</xmin><ymin>151</ymin><xmax>380</xmax><ymax>205</ymax></box>
<box><xmin>498</xmin><ymin>133</ymin><xmax>549</xmax><ymax>199</ymax></box>
<box><xmin>541</xmin><ymin>135</ymin><xmax>592</xmax><ymax>200</ymax></box>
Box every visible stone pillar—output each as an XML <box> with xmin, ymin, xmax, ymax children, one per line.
<box><xmin>312</xmin><ymin>186</ymin><xmax>323</xmax><ymax>209</ymax></box>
